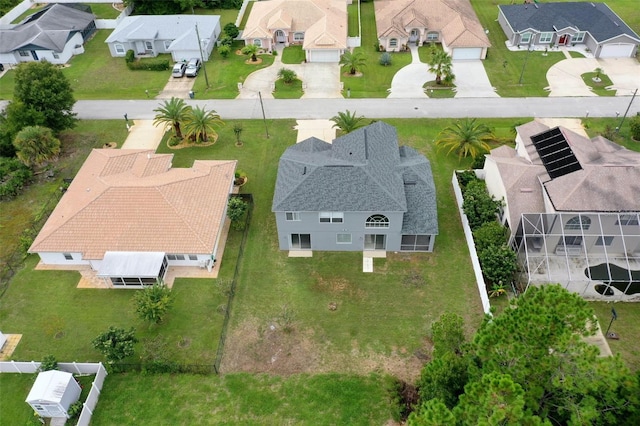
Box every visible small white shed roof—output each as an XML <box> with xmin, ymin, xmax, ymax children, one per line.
<box><xmin>26</xmin><ymin>370</ymin><xmax>74</xmax><ymax>404</ymax></box>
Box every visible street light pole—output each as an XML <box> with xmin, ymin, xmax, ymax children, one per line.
<box><xmin>518</xmin><ymin>41</ymin><xmax>534</xmax><ymax>85</ymax></box>
<box><xmin>195</xmin><ymin>22</ymin><xmax>210</xmax><ymax>89</ymax></box>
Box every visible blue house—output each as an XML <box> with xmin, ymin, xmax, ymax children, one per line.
<box><xmin>272</xmin><ymin>121</ymin><xmax>438</xmax><ymax>253</ymax></box>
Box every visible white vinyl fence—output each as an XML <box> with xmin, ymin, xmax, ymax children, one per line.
<box><xmin>0</xmin><ymin>361</ymin><xmax>108</xmax><ymax>426</ymax></box>
<box><xmin>451</xmin><ymin>171</ymin><xmax>492</xmax><ymax>315</ymax></box>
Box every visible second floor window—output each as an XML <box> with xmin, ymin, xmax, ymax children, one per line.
<box><xmin>319</xmin><ymin>212</ymin><xmax>343</xmax><ymax>223</ymax></box>
<box><xmin>365</xmin><ymin>214</ymin><xmax>389</xmax><ymax>228</ymax></box>
<box><xmin>285</xmin><ymin>212</ymin><xmax>300</xmax><ymax>221</ymax></box>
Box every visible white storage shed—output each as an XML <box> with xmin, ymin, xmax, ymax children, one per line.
<box><xmin>26</xmin><ymin>370</ymin><xmax>81</xmax><ymax>418</ymax></box>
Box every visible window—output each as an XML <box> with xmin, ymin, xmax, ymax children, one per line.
<box><xmin>253</xmin><ymin>39</ymin><xmax>262</xmax><ymax>47</ymax></box>
<box><xmin>571</xmin><ymin>32</ymin><xmax>585</xmax><ymax>43</ymax></box>
<box><xmin>145</xmin><ymin>41</ymin><xmax>153</xmax><ymax>50</ymax></box>
<box><xmin>616</xmin><ymin>214</ymin><xmax>639</xmax><ymax>226</ymax></box>
<box><xmin>595</xmin><ymin>236</ymin><xmax>614</xmax><ymax>246</ymax></box>
<box><xmin>167</xmin><ymin>254</ymin><xmax>185</xmax><ymax>260</ymax></box>
<box><xmin>319</xmin><ymin>212</ymin><xmax>343</xmax><ymax>223</ymax></box>
<box><xmin>562</xmin><ymin>236</ymin><xmax>583</xmax><ymax>247</ymax></box>
<box><xmin>188</xmin><ymin>255</ymin><xmax>198</xmax><ymax>261</ymax></box>
<box><xmin>365</xmin><ymin>214</ymin><xmax>389</xmax><ymax>228</ymax></box>
<box><xmin>293</xmin><ymin>32</ymin><xmax>304</xmax><ymax>42</ymax></box>
<box><xmin>285</xmin><ymin>212</ymin><xmax>300</xmax><ymax>221</ymax></box>
<box><xmin>565</xmin><ymin>216</ymin><xmax>591</xmax><ymax>230</ymax></box>
<box><xmin>539</xmin><ymin>32</ymin><xmax>553</xmax><ymax>43</ymax></box>
<box><xmin>337</xmin><ymin>233</ymin><xmax>352</xmax><ymax>244</ymax></box>
<box><xmin>52</xmin><ymin>52</ymin><xmax>59</xmax><ymax>59</ymax></box>
<box><xmin>115</xmin><ymin>44</ymin><xmax>125</xmax><ymax>54</ymax></box>
<box><xmin>63</xmin><ymin>253</ymin><xmax>73</xmax><ymax>260</ymax></box>
<box><xmin>389</xmin><ymin>38</ymin><xmax>398</xmax><ymax>48</ymax></box>
<box><xmin>520</xmin><ymin>32</ymin><xmax>532</xmax><ymax>44</ymax></box>
<box><xmin>401</xmin><ymin>235</ymin><xmax>431</xmax><ymax>251</ymax></box>
<box><xmin>426</xmin><ymin>32</ymin><xmax>439</xmax><ymax>41</ymax></box>
<box><xmin>19</xmin><ymin>51</ymin><xmax>30</xmax><ymax>57</ymax></box>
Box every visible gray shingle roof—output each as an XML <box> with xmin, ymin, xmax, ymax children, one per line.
<box><xmin>499</xmin><ymin>2</ymin><xmax>640</xmax><ymax>42</ymax></box>
<box><xmin>273</xmin><ymin>121</ymin><xmax>438</xmax><ymax>234</ymax></box>
<box><xmin>0</xmin><ymin>4</ymin><xmax>95</xmax><ymax>52</ymax></box>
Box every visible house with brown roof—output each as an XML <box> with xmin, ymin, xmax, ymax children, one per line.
<box><xmin>374</xmin><ymin>0</ymin><xmax>490</xmax><ymax>59</ymax></box>
<box><xmin>241</xmin><ymin>0</ymin><xmax>347</xmax><ymax>62</ymax></box>
<box><xmin>482</xmin><ymin>120</ymin><xmax>640</xmax><ymax>299</ymax></box>
<box><xmin>29</xmin><ymin>149</ymin><xmax>237</xmax><ymax>288</ymax></box>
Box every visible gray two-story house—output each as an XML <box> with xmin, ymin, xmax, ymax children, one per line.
<box><xmin>272</xmin><ymin>121</ymin><xmax>438</xmax><ymax>253</ymax></box>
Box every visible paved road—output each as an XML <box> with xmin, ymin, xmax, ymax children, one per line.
<box><xmin>1</xmin><ymin>96</ymin><xmax>638</xmax><ymax>120</ymax></box>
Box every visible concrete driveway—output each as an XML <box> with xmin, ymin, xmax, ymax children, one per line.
<box><xmin>546</xmin><ymin>57</ymin><xmax>640</xmax><ymax>97</ymax></box>
<box><xmin>238</xmin><ymin>47</ymin><xmax>342</xmax><ymax>99</ymax></box>
<box><xmin>388</xmin><ymin>46</ymin><xmax>497</xmax><ymax>98</ymax></box>
<box><xmin>156</xmin><ymin>75</ymin><xmax>195</xmax><ymax>99</ymax></box>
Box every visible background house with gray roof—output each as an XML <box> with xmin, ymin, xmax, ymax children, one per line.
<box><xmin>498</xmin><ymin>2</ymin><xmax>640</xmax><ymax>58</ymax></box>
<box><xmin>0</xmin><ymin>3</ymin><xmax>96</xmax><ymax>65</ymax></box>
<box><xmin>272</xmin><ymin>121</ymin><xmax>438</xmax><ymax>253</ymax></box>
<box><xmin>482</xmin><ymin>120</ymin><xmax>640</xmax><ymax>299</ymax></box>
<box><xmin>105</xmin><ymin>15</ymin><xmax>220</xmax><ymax>62</ymax></box>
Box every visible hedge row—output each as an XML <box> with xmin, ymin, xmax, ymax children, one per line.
<box><xmin>125</xmin><ymin>50</ymin><xmax>170</xmax><ymax>71</ymax></box>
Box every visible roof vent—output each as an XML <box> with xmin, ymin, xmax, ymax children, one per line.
<box><xmin>302</xmin><ymin>166</ymin><xmax>306</xmax><ymax>175</ymax></box>
<box><xmin>534</xmin><ymin>3</ymin><xmax>538</xmax><ymax>9</ymax></box>
<box><xmin>520</xmin><ymin>188</ymin><xmax>533</xmax><ymax>193</ymax></box>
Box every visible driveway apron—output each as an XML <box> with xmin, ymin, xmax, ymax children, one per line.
<box><xmin>156</xmin><ymin>75</ymin><xmax>196</xmax><ymax>99</ymax></box>
<box><xmin>451</xmin><ymin>61</ymin><xmax>498</xmax><ymax>98</ymax></box>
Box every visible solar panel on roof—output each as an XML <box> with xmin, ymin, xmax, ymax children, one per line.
<box><xmin>530</xmin><ymin>127</ymin><xmax>582</xmax><ymax>179</ymax></box>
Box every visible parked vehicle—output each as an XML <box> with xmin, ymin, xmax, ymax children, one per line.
<box><xmin>172</xmin><ymin>62</ymin><xmax>186</xmax><ymax>78</ymax></box>
<box><xmin>185</xmin><ymin>58</ymin><xmax>201</xmax><ymax>77</ymax></box>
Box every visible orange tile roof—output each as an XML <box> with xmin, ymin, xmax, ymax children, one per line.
<box><xmin>30</xmin><ymin>149</ymin><xmax>237</xmax><ymax>260</ymax></box>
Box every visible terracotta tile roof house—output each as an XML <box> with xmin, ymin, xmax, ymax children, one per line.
<box><xmin>498</xmin><ymin>2</ymin><xmax>640</xmax><ymax>58</ymax></box>
<box><xmin>105</xmin><ymin>15</ymin><xmax>221</xmax><ymax>62</ymax></box>
<box><xmin>374</xmin><ymin>0</ymin><xmax>490</xmax><ymax>59</ymax></box>
<box><xmin>482</xmin><ymin>120</ymin><xmax>640</xmax><ymax>299</ymax></box>
<box><xmin>272</xmin><ymin>121</ymin><xmax>438</xmax><ymax>253</ymax></box>
<box><xmin>0</xmin><ymin>3</ymin><xmax>96</xmax><ymax>65</ymax></box>
<box><xmin>29</xmin><ymin>149</ymin><xmax>236</xmax><ymax>287</ymax></box>
<box><xmin>241</xmin><ymin>0</ymin><xmax>347</xmax><ymax>62</ymax></box>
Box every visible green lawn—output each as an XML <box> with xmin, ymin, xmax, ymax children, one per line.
<box><xmin>282</xmin><ymin>45</ymin><xmax>306</xmax><ymax>64</ymax></box>
<box><xmin>582</xmin><ymin>72</ymin><xmax>616</xmax><ymax>96</ymax></box>
<box><xmin>470</xmin><ymin>0</ymin><xmax>640</xmax><ymax>97</ymax></box>
<box><xmin>591</xmin><ymin>302</ymin><xmax>640</xmax><ymax>372</ymax></box>
<box><xmin>0</xmin><ymin>255</ymin><xmax>232</xmax><ymax>364</ymax></box>
<box><xmin>0</xmin><ymin>120</ymin><xmax>128</xmax><ymax>265</ymax></box>
<box><xmin>274</xmin><ymin>79</ymin><xmax>303</xmax><ymax>99</ymax></box>
<box><xmin>347</xmin><ymin>3</ymin><xmax>359</xmax><ymax>37</ymax></box>
<box><xmin>192</xmin><ymin>7</ymin><xmax>239</xmax><ymax>28</ymax></box>
<box><xmin>342</xmin><ymin>1</ymin><xmax>412</xmax><ymax>98</ymax></box>
<box><xmin>191</xmin><ymin>42</ymin><xmax>275</xmax><ymax>99</ymax></box>
<box><xmin>91</xmin><ymin>373</ymin><xmax>395</xmax><ymax>425</ymax></box>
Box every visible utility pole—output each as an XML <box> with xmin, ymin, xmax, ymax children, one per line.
<box><xmin>258</xmin><ymin>91</ymin><xmax>269</xmax><ymax>139</ymax></box>
<box><xmin>518</xmin><ymin>41</ymin><xmax>534</xmax><ymax>85</ymax></box>
<box><xmin>615</xmin><ymin>88</ymin><xmax>637</xmax><ymax>133</ymax></box>
<box><xmin>195</xmin><ymin>22</ymin><xmax>210</xmax><ymax>89</ymax></box>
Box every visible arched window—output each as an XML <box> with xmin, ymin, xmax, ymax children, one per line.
<box><xmin>565</xmin><ymin>215</ymin><xmax>591</xmax><ymax>230</ymax></box>
<box><xmin>389</xmin><ymin>38</ymin><xmax>398</xmax><ymax>48</ymax></box>
<box><xmin>365</xmin><ymin>214</ymin><xmax>389</xmax><ymax>228</ymax></box>
<box><xmin>253</xmin><ymin>39</ymin><xmax>262</xmax><ymax>47</ymax></box>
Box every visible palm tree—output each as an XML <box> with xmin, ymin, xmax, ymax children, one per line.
<box><xmin>436</xmin><ymin>118</ymin><xmax>494</xmax><ymax>160</ymax></box>
<box><xmin>339</xmin><ymin>50</ymin><xmax>366</xmax><ymax>75</ymax></box>
<box><xmin>241</xmin><ymin>44</ymin><xmax>259</xmax><ymax>62</ymax></box>
<box><xmin>13</xmin><ymin>125</ymin><xmax>60</xmax><ymax>167</ymax></box>
<box><xmin>153</xmin><ymin>97</ymin><xmax>191</xmax><ymax>139</ymax></box>
<box><xmin>277</xmin><ymin>68</ymin><xmax>297</xmax><ymax>84</ymax></box>
<box><xmin>428</xmin><ymin>50</ymin><xmax>454</xmax><ymax>85</ymax></box>
<box><xmin>330</xmin><ymin>110</ymin><xmax>366</xmax><ymax>134</ymax></box>
<box><xmin>183</xmin><ymin>106</ymin><xmax>224</xmax><ymax>143</ymax></box>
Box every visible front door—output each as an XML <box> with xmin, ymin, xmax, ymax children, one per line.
<box><xmin>364</xmin><ymin>234</ymin><xmax>386</xmax><ymax>250</ymax></box>
<box><xmin>275</xmin><ymin>30</ymin><xmax>286</xmax><ymax>43</ymax></box>
<box><xmin>30</xmin><ymin>50</ymin><xmax>39</xmax><ymax>60</ymax></box>
<box><xmin>409</xmin><ymin>29</ymin><xmax>419</xmax><ymax>42</ymax></box>
<box><xmin>558</xmin><ymin>34</ymin><xmax>569</xmax><ymax>45</ymax></box>
<box><xmin>291</xmin><ymin>234</ymin><xmax>311</xmax><ymax>250</ymax></box>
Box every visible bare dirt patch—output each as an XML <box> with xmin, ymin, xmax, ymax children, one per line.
<box><xmin>221</xmin><ymin>318</ymin><xmax>429</xmax><ymax>382</ymax></box>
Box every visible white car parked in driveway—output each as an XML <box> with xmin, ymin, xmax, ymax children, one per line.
<box><xmin>185</xmin><ymin>58</ymin><xmax>201</xmax><ymax>77</ymax></box>
<box><xmin>172</xmin><ymin>62</ymin><xmax>186</xmax><ymax>78</ymax></box>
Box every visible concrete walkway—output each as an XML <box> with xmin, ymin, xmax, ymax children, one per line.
<box><xmin>546</xmin><ymin>57</ymin><xmax>640</xmax><ymax>97</ymax></box>
<box><xmin>388</xmin><ymin>46</ymin><xmax>431</xmax><ymax>98</ymax></box>
<box><xmin>294</xmin><ymin>119</ymin><xmax>336</xmax><ymax>143</ymax></box>
<box><xmin>238</xmin><ymin>46</ymin><xmax>342</xmax><ymax>99</ymax></box>
<box><xmin>121</xmin><ymin>120</ymin><xmax>166</xmax><ymax>149</ymax></box>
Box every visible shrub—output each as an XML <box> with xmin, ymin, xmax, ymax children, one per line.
<box><xmin>462</xmin><ymin>180</ymin><xmax>503</xmax><ymax>230</ymax></box>
<box><xmin>126</xmin><ymin>57</ymin><xmax>170</xmax><ymax>71</ymax></box>
<box><xmin>478</xmin><ymin>245</ymin><xmax>517</xmax><ymax>286</ymax></box>
<box><xmin>456</xmin><ymin>170</ymin><xmax>478</xmax><ymax>188</ymax></box>
<box><xmin>218</xmin><ymin>44</ymin><xmax>231</xmax><ymax>58</ymax></box>
<box><xmin>379</xmin><ymin>52</ymin><xmax>392</xmax><ymax>66</ymax></box>
<box><xmin>134</xmin><ymin>282</ymin><xmax>174</xmax><ymax>324</ymax></box>
<box><xmin>630</xmin><ymin>114</ymin><xmax>640</xmax><ymax>141</ymax></box>
<box><xmin>39</xmin><ymin>355</ymin><xmax>58</xmax><ymax>371</ymax></box>
<box><xmin>223</xmin><ymin>23</ymin><xmax>240</xmax><ymax>39</ymax></box>
<box><xmin>218</xmin><ymin>34</ymin><xmax>234</xmax><ymax>47</ymax></box>
<box><xmin>92</xmin><ymin>327</ymin><xmax>138</xmax><ymax>363</ymax></box>
<box><xmin>68</xmin><ymin>401</ymin><xmax>83</xmax><ymax>419</ymax></box>
<box><xmin>277</xmin><ymin>68</ymin><xmax>297</xmax><ymax>84</ymax></box>
<box><xmin>0</xmin><ymin>157</ymin><xmax>33</xmax><ymax>199</ymax></box>
<box><xmin>473</xmin><ymin>221</ymin><xmax>508</xmax><ymax>254</ymax></box>
<box><xmin>227</xmin><ymin>196</ymin><xmax>248</xmax><ymax>230</ymax></box>
<box><xmin>125</xmin><ymin>49</ymin><xmax>135</xmax><ymax>63</ymax></box>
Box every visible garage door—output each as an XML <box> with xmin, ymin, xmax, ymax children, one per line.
<box><xmin>308</xmin><ymin>49</ymin><xmax>340</xmax><ymax>63</ymax></box>
<box><xmin>452</xmin><ymin>48</ymin><xmax>482</xmax><ymax>60</ymax></box>
<box><xmin>599</xmin><ymin>44</ymin><xmax>634</xmax><ymax>58</ymax></box>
